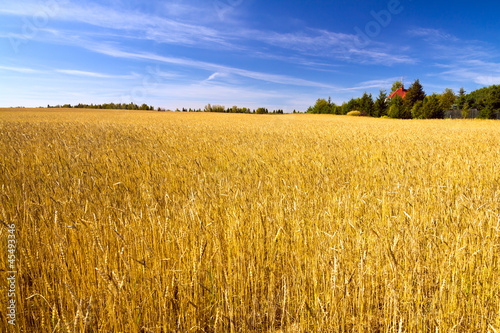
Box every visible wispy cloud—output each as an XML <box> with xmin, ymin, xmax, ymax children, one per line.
<box><xmin>0</xmin><ymin>1</ymin><xmax>416</xmax><ymax>66</ymax></box>
<box><xmin>205</xmin><ymin>72</ymin><xmax>222</xmax><ymax>82</ymax></box>
<box><xmin>83</xmin><ymin>43</ymin><xmax>338</xmax><ymax>89</ymax></box>
<box><xmin>243</xmin><ymin>28</ymin><xmax>416</xmax><ymax>65</ymax></box>
<box><xmin>407</xmin><ymin>27</ymin><xmax>500</xmax><ymax>86</ymax></box>
<box><xmin>408</xmin><ymin>28</ymin><xmax>459</xmax><ymax>42</ymax></box>
<box><xmin>341</xmin><ymin>77</ymin><xmax>404</xmax><ymax>92</ymax></box>
<box><xmin>435</xmin><ymin>59</ymin><xmax>500</xmax><ymax>86</ymax></box>
<box><xmin>0</xmin><ymin>1</ymin><xmax>232</xmax><ymax>48</ymax></box>
<box><xmin>55</xmin><ymin>69</ymin><xmax>134</xmax><ymax>79</ymax></box>
<box><xmin>0</xmin><ymin>65</ymin><xmax>41</xmax><ymax>73</ymax></box>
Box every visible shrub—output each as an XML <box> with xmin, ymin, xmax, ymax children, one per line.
<box><xmin>347</xmin><ymin>111</ymin><xmax>361</xmax><ymax>116</ymax></box>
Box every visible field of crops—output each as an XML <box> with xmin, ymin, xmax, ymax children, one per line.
<box><xmin>1</xmin><ymin>108</ymin><xmax>500</xmax><ymax>332</ymax></box>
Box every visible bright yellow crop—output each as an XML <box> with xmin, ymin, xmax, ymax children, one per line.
<box><xmin>1</xmin><ymin>108</ymin><xmax>499</xmax><ymax>332</ymax></box>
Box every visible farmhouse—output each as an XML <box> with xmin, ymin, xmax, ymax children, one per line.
<box><xmin>386</xmin><ymin>86</ymin><xmax>408</xmax><ymax>101</ymax></box>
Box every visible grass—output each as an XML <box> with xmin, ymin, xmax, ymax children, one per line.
<box><xmin>1</xmin><ymin>108</ymin><xmax>500</xmax><ymax>332</ymax></box>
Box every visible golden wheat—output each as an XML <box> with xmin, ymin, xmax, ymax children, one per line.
<box><xmin>1</xmin><ymin>108</ymin><xmax>500</xmax><ymax>332</ymax></box>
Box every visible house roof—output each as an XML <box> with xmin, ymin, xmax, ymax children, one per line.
<box><xmin>388</xmin><ymin>86</ymin><xmax>408</xmax><ymax>100</ymax></box>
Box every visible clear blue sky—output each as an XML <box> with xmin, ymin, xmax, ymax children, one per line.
<box><xmin>1</xmin><ymin>0</ymin><xmax>499</xmax><ymax>111</ymax></box>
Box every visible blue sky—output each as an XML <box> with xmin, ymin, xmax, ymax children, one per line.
<box><xmin>1</xmin><ymin>0</ymin><xmax>500</xmax><ymax>111</ymax></box>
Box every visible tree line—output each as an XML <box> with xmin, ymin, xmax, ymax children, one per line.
<box><xmin>307</xmin><ymin>80</ymin><xmax>500</xmax><ymax>119</ymax></box>
<box><xmin>45</xmin><ymin>103</ymin><xmax>286</xmax><ymax>114</ymax></box>
<box><xmin>201</xmin><ymin>104</ymin><xmax>284</xmax><ymax>114</ymax></box>
<box><xmin>47</xmin><ymin>103</ymin><xmax>156</xmax><ymax>110</ymax></box>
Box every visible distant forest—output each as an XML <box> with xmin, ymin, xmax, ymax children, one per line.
<box><xmin>307</xmin><ymin>81</ymin><xmax>500</xmax><ymax>119</ymax></box>
<box><xmin>46</xmin><ymin>103</ymin><xmax>285</xmax><ymax>114</ymax></box>
<box><xmin>47</xmin><ymin>103</ymin><xmax>156</xmax><ymax>111</ymax></box>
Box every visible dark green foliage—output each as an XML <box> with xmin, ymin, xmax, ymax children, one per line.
<box><xmin>411</xmin><ymin>100</ymin><xmax>424</xmax><ymax>119</ymax></box>
<box><xmin>467</xmin><ymin>86</ymin><xmax>491</xmax><ymax>110</ymax></box>
<box><xmin>373</xmin><ymin>90</ymin><xmax>388</xmax><ymax>117</ymax></box>
<box><xmin>422</xmin><ymin>94</ymin><xmax>443</xmax><ymax>119</ymax></box>
<box><xmin>346</xmin><ymin>97</ymin><xmax>361</xmax><ymax>114</ymax></box>
<box><xmin>307</xmin><ymin>97</ymin><xmax>339</xmax><ymax>114</ymax></box>
<box><xmin>310</xmin><ymin>98</ymin><xmax>330</xmax><ymax>114</ymax></box>
<box><xmin>359</xmin><ymin>92</ymin><xmax>374</xmax><ymax>116</ymax></box>
<box><xmin>479</xmin><ymin>105</ymin><xmax>493</xmax><ymax>119</ymax></box>
<box><xmin>404</xmin><ymin>79</ymin><xmax>426</xmax><ymax>115</ymax></box>
<box><xmin>388</xmin><ymin>95</ymin><xmax>406</xmax><ymax>118</ymax></box>
<box><xmin>48</xmin><ymin>102</ymin><xmax>156</xmax><ymax>110</ymax></box>
<box><xmin>464</xmin><ymin>84</ymin><xmax>500</xmax><ymax>118</ymax></box>
<box><xmin>457</xmin><ymin>87</ymin><xmax>466</xmax><ymax>109</ymax></box>
<box><xmin>488</xmin><ymin>85</ymin><xmax>500</xmax><ymax>111</ymax></box>
<box><xmin>204</xmin><ymin>104</ymin><xmax>252</xmax><ymax>113</ymax></box>
<box><xmin>302</xmin><ymin>83</ymin><xmax>500</xmax><ymax>120</ymax></box>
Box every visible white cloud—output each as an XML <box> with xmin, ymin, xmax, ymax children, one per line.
<box><xmin>408</xmin><ymin>28</ymin><xmax>459</xmax><ymax>42</ymax></box>
<box><xmin>437</xmin><ymin>60</ymin><xmax>500</xmax><ymax>85</ymax></box>
<box><xmin>341</xmin><ymin>77</ymin><xmax>403</xmax><ymax>92</ymax></box>
<box><xmin>55</xmin><ymin>69</ymin><xmax>134</xmax><ymax>79</ymax></box>
<box><xmin>206</xmin><ymin>72</ymin><xmax>221</xmax><ymax>81</ymax></box>
<box><xmin>0</xmin><ymin>1</ymin><xmax>416</xmax><ymax>66</ymax></box>
<box><xmin>85</xmin><ymin>44</ymin><xmax>338</xmax><ymax>89</ymax></box>
<box><xmin>0</xmin><ymin>1</ymin><xmax>231</xmax><ymax>48</ymax></box>
<box><xmin>0</xmin><ymin>65</ymin><xmax>41</xmax><ymax>73</ymax></box>
<box><xmin>241</xmin><ymin>28</ymin><xmax>416</xmax><ymax>65</ymax></box>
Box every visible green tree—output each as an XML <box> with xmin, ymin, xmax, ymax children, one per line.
<box><xmin>391</xmin><ymin>80</ymin><xmax>403</xmax><ymax>93</ymax></box>
<box><xmin>373</xmin><ymin>90</ymin><xmax>388</xmax><ymax>117</ymax></box>
<box><xmin>411</xmin><ymin>100</ymin><xmax>424</xmax><ymax>119</ymax></box>
<box><xmin>488</xmin><ymin>85</ymin><xmax>500</xmax><ymax>110</ymax></box>
<box><xmin>479</xmin><ymin>105</ymin><xmax>493</xmax><ymax>119</ymax></box>
<box><xmin>359</xmin><ymin>92</ymin><xmax>374</xmax><ymax>116</ymax></box>
<box><xmin>440</xmin><ymin>88</ymin><xmax>456</xmax><ymax>110</ymax></box>
<box><xmin>422</xmin><ymin>94</ymin><xmax>443</xmax><ymax>119</ymax></box>
<box><xmin>478</xmin><ymin>85</ymin><xmax>500</xmax><ymax>118</ymax></box>
<box><xmin>308</xmin><ymin>98</ymin><xmax>330</xmax><ymax>114</ymax></box>
<box><xmin>404</xmin><ymin>79</ymin><xmax>426</xmax><ymax>117</ymax></box>
<box><xmin>345</xmin><ymin>97</ymin><xmax>360</xmax><ymax>114</ymax></box>
<box><xmin>388</xmin><ymin>94</ymin><xmax>405</xmax><ymax>118</ymax></box>
<box><xmin>457</xmin><ymin>87</ymin><xmax>466</xmax><ymax>109</ymax></box>
<box><xmin>461</xmin><ymin>102</ymin><xmax>470</xmax><ymax>119</ymax></box>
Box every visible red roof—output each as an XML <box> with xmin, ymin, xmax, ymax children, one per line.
<box><xmin>388</xmin><ymin>86</ymin><xmax>408</xmax><ymax>100</ymax></box>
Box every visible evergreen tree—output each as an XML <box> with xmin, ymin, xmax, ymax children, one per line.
<box><xmin>388</xmin><ymin>95</ymin><xmax>405</xmax><ymax>118</ymax></box>
<box><xmin>373</xmin><ymin>90</ymin><xmax>388</xmax><ymax>117</ymax></box>
<box><xmin>404</xmin><ymin>79</ymin><xmax>426</xmax><ymax>116</ymax></box>
<box><xmin>411</xmin><ymin>100</ymin><xmax>424</xmax><ymax>119</ymax></box>
<box><xmin>345</xmin><ymin>97</ymin><xmax>360</xmax><ymax>113</ymax></box>
<box><xmin>359</xmin><ymin>92</ymin><xmax>374</xmax><ymax>116</ymax></box>
<box><xmin>457</xmin><ymin>87</ymin><xmax>466</xmax><ymax>109</ymax></box>
<box><xmin>422</xmin><ymin>94</ymin><xmax>443</xmax><ymax>119</ymax></box>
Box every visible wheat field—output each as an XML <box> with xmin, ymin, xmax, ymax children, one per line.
<box><xmin>1</xmin><ymin>108</ymin><xmax>500</xmax><ymax>332</ymax></box>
